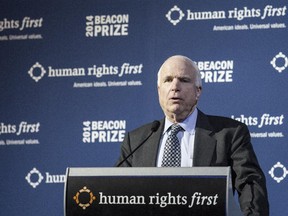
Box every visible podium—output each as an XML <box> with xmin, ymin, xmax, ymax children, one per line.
<box><xmin>64</xmin><ymin>167</ymin><xmax>242</xmax><ymax>216</ymax></box>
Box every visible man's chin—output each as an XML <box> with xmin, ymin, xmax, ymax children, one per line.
<box><xmin>168</xmin><ymin>107</ymin><xmax>187</xmax><ymax>117</ymax></box>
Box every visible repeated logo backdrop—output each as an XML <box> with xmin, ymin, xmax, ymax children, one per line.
<box><xmin>0</xmin><ymin>0</ymin><xmax>287</xmax><ymax>215</ymax></box>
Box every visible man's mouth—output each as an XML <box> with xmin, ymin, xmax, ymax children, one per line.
<box><xmin>170</xmin><ymin>97</ymin><xmax>182</xmax><ymax>102</ymax></box>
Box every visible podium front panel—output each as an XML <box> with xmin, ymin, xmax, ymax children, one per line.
<box><xmin>65</xmin><ymin>167</ymin><xmax>230</xmax><ymax>216</ymax></box>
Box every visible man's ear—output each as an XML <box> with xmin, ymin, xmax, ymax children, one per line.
<box><xmin>196</xmin><ymin>86</ymin><xmax>202</xmax><ymax>99</ymax></box>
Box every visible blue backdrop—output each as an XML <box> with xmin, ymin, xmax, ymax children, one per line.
<box><xmin>0</xmin><ymin>0</ymin><xmax>287</xmax><ymax>215</ymax></box>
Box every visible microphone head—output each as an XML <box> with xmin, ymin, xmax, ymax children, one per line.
<box><xmin>151</xmin><ymin>120</ymin><xmax>160</xmax><ymax>132</ymax></box>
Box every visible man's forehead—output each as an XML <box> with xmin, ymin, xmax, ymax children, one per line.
<box><xmin>162</xmin><ymin>72</ymin><xmax>192</xmax><ymax>78</ymax></box>
<box><xmin>161</xmin><ymin>64</ymin><xmax>195</xmax><ymax>77</ymax></box>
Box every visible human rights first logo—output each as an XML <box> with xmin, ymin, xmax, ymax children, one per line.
<box><xmin>270</xmin><ymin>52</ymin><xmax>288</xmax><ymax>73</ymax></box>
<box><xmin>269</xmin><ymin>162</ymin><xmax>288</xmax><ymax>183</ymax></box>
<box><xmin>27</xmin><ymin>62</ymin><xmax>143</xmax><ymax>82</ymax></box>
<box><xmin>25</xmin><ymin>167</ymin><xmax>66</xmax><ymax>188</ymax></box>
<box><xmin>165</xmin><ymin>5</ymin><xmax>287</xmax><ymax>26</ymax></box>
<box><xmin>71</xmin><ymin>189</ymin><xmax>219</xmax><ymax>211</ymax></box>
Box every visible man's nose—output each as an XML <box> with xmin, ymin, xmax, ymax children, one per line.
<box><xmin>171</xmin><ymin>78</ymin><xmax>180</xmax><ymax>91</ymax></box>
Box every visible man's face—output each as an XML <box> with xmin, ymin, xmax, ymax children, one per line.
<box><xmin>157</xmin><ymin>57</ymin><xmax>201</xmax><ymax>122</ymax></box>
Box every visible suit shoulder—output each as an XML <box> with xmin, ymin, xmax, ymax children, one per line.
<box><xmin>129</xmin><ymin>120</ymin><xmax>162</xmax><ymax>135</ymax></box>
<box><xmin>206</xmin><ymin>114</ymin><xmax>247</xmax><ymax>129</ymax></box>
<box><xmin>130</xmin><ymin>122</ymin><xmax>154</xmax><ymax>133</ymax></box>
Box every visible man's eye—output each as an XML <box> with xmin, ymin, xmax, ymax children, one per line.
<box><xmin>180</xmin><ymin>78</ymin><xmax>191</xmax><ymax>83</ymax></box>
<box><xmin>164</xmin><ymin>78</ymin><xmax>172</xmax><ymax>82</ymax></box>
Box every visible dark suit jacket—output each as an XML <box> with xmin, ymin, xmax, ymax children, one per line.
<box><xmin>117</xmin><ymin>110</ymin><xmax>269</xmax><ymax>215</ymax></box>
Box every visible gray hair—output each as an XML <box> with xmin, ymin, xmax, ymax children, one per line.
<box><xmin>157</xmin><ymin>55</ymin><xmax>202</xmax><ymax>88</ymax></box>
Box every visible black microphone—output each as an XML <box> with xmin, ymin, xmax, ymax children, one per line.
<box><xmin>116</xmin><ymin>120</ymin><xmax>160</xmax><ymax>167</ymax></box>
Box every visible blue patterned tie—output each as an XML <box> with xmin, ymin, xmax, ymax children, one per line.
<box><xmin>161</xmin><ymin>124</ymin><xmax>183</xmax><ymax>167</ymax></box>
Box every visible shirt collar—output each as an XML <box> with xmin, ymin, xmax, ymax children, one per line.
<box><xmin>163</xmin><ymin>108</ymin><xmax>198</xmax><ymax>135</ymax></box>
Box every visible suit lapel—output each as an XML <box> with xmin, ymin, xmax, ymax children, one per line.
<box><xmin>193</xmin><ymin>110</ymin><xmax>216</xmax><ymax>166</ymax></box>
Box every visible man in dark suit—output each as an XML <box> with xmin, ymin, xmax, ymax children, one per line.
<box><xmin>117</xmin><ymin>55</ymin><xmax>269</xmax><ymax>215</ymax></box>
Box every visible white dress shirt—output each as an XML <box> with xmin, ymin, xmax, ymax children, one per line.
<box><xmin>157</xmin><ymin>108</ymin><xmax>198</xmax><ymax>167</ymax></box>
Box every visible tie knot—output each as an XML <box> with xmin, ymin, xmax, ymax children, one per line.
<box><xmin>170</xmin><ymin>124</ymin><xmax>183</xmax><ymax>134</ymax></box>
